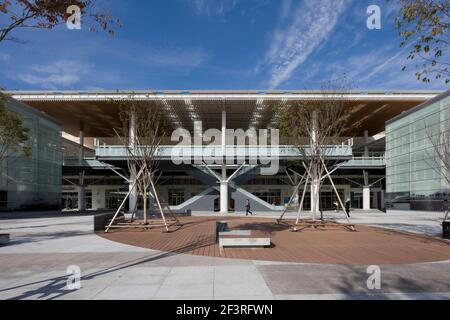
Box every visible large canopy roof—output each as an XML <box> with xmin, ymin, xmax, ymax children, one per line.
<box><xmin>8</xmin><ymin>90</ymin><xmax>441</xmax><ymax>138</ymax></box>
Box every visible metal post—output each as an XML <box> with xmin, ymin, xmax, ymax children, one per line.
<box><xmin>220</xmin><ymin>109</ymin><xmax>228</xmax><ymax>214</ymax></box>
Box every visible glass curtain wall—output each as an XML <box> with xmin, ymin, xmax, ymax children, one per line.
<box><xmin>0</xmin><ymin>99</ymin><xmax>61</xmax><ymax>210</ymax></box>
<box><xmin>386</xmin><ymin>92</ymin><xmax>450</xmax><ymax>211</ymax></box>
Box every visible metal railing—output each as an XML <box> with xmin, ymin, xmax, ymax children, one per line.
<box><xmin>340</xmin><ymin>155</ymin><xmax>386</xmax><ymax>167</ymax></box>
<box><xmin>95</xmin><ymin>145</ymin><xmax>353</xmax><ymax>159</ymax></box>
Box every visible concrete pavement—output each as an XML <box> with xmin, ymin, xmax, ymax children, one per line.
<box><xmin>0</xmin><ymin>212</ymin><xmax>449</xmax><ymax>300</ymax></box>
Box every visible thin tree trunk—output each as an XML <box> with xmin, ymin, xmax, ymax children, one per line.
<box><xmin>310</xmin><ymin>164</ymin><xmax>320</xmax><ymax>221</ymax></box>
<box><xmin>143</xmin><ymin>188</ymin><xmax>148</xmax><ymax>224</ymax></box>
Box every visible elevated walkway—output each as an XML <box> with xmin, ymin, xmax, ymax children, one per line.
<box><xmin>339</xmin><ymin>156</ymin><xmax>385</xmax><ymax>169</ymax></box>
<box><xmin>95</xmin><ymin>145</ymin><xmax>353</xmax><ymax>161</ymax></box>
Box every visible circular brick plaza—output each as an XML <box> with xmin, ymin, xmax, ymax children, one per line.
<box><xmin>98</xmin><ymin>216</ymin><xmax>450</xmax><ymax>265</ymax></box>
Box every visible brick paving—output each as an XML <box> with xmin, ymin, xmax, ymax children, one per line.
<box><xmin>98</xmin><ymin>216</ymin><xmax>450</xmax><ymax>265</ymax></box>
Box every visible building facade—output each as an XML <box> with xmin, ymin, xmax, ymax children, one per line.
<box><xmin>0</xmin><ymin>98</ymin><xmax>61</xmax><ymax>211</ymax></box>
<box><xmin>386</xmin><ymin>90</ymin><xmax>450</xmax><ymax>211</ymax></box>
<box><xmin>3</xmin><ymin>90</ymin><xmax>448</xmax><ymax>213</ymax></box>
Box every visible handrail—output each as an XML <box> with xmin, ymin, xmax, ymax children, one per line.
<box><xmin>95</xmin><ymin>144</ymin><xmax>353</xmax><ymax>158</ymax></box>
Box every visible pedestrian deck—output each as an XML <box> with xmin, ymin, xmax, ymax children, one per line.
<box><xmin>98</xmin><ymin>216</ymin><xmax>450</xmax><ymax>265</ymax></box>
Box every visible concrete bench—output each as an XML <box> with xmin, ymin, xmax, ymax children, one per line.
<box><xmin>218</xmin><ymin>229</ymin><xmax>271</xmax><ymax>251</ymax></box>
<box><xmin>219</xmin><ymin>230</ymin><xmax>252</xmax><ymax>237</ymax></box>
<box><xmin>0</xmin><ymin>234</ymin><xmax>10</xmax><ymax>245</ymax></box>
<box><xmin>215</xmin><ymin>221</ymin><xmax>228</xmax><ymax>242</ymax></box>
<box><xmin>443</xmin><ymin>221</ymin><xmax>450</xmax><ymax>239</ymax></box>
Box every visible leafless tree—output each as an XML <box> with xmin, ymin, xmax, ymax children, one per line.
<box><xmin>426</xmin><ymin>121</ymin><xmax>450</xmax><ymax>219</ymax></box>
<box><xmin>115</xmin><ymin>100</ymin><xmax>167</xmax><ymax>225</ymax></box>
<box><xmin>426</xmin><ymin>123</ymin><xmax>450</xmax><ymax>185</ymax></box>
<box><xmin>275</xmin><ymin>80</ymin><xmax>354</xmax><ymax>227</ymax></box>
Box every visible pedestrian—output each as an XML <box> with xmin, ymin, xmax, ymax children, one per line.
<box><xmin>345</xmin><ymin>198</ymin><xmax>351</xmax><ymax>218</ymax></box>
<box><xmin>333</xmin><ymin>201</ymin><xmax>339</xmax><ymax>213</ymax></box>
<box><xmin>443</xmin><ymin>199</ymin><xmax>449</xmax><ymax>222</ymax></box>
<box><xmin>245</xmin><ymin>199</ymin><xmax>254</xmax><ymax>216</ymax></box>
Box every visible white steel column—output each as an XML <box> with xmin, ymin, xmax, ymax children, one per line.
<box><xmin>220</xmin><ymin>109</ymin><xmax>228</xmax><ymax>214</ymax></box>
<box><xmin>92</xmin><ymin>187</ymin><xmax>105</xmax><ymax>210</ymax></box>
<box><xmin>78</xmin><ymin>185</ymin><xmax>85</xmax><ymax>211</ymax></box>
<box><xmin>310</xmin><ymin>177</ymin><xmax>320</xmax><ymax>215</ymax></box>
<box><xmin>78</xmin><ymin>171</ymin><xmax>85</xmax><ymax>211</ymax></box>
<box><xmin>220</xmin><ymin>175</ymin><xmax>228</xmax><ymax>214</ymax></box>
<box><xmin>364</xmin><ymin>130</ymin><xmax>369</xmax><ymax>157</ymax></box>
<box><xmin>128</xmin><ymin>112</ymin><xmax>137</xmax><ymax>212</ymax></box>
<box><xmin>363</xmin><ymin>170</ymin><xmax>370</xmax><ymax>210</ymax></box>
<box><xmin>363</xmin><ymin>132</ymin><xmax>371</xmax><ymax>210</ymax></box>
<box><xmin>310</xmin><ymin>110</ymin><xmax>320</xmax><ymax>218</ymax></box>
<box><xmin>363</xmin><ymin>186</ymin><xmax>371</xmax><ymax>210</ymax></box>
<box><xmin>78</xmin><ymin>124</ymin><xmax>86</xmax><ymax>211</ymax></box>
<box><xmin>78</xmin><ymin>124</ymin><xmax>84</xmax><ymax>164</ymax></box>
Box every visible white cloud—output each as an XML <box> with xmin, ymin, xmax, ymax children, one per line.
<box><xmin>17</xmin><ymin>61</ymin><xmax>89</xmax><ymax>90</ymax></box>
<box><xmin>192</xmin><ymin>0</ymin><xmax>239</xmax><ymax>16</ymax></box>
<box><xmin>142</xmin><ymin>48</ymin><xmax>210</xmax><ymax>69</ymax></box>
<box><xmin>279</xmin><ymin>0</ymin><xmax>293</xmax><ymax>20</ymax></box>
<box><xmin>0</xmin><ymin>53</ymin><xmax>10</xmax><ymax>62</ymax></box>
<box><xmin>302</xmin><ymin>41</ymin><xmax>448</xmax><ymax>90</ymax></box>
<box><xmin>260</xmin><ymin>0</ymin><xmax>350</xmax><ymax>89</ymax></box>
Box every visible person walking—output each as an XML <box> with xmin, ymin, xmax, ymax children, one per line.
<box><xmin>345</xmin><ymin>198</ymin><xmax>351</xmax><ymax>218</ymax></box>
<box><xmin>443</xmin><ymin>199</ymin><xmax>449</xmax><ymax>222</ymax></box>
<box><xmin>245</xmin><ymin>199</ymin><xmax>254</xmax><ymax>216</ymax></box>
<box><xmin>333</xmin><ymin>201</ymin><xmax>339</xmax><ymax>213</ymax></box>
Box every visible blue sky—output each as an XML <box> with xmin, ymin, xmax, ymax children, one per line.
<box><xmin>0</xmin><ymin>0</ymin><xmax>448</xmax><ymax>91</ymax></box>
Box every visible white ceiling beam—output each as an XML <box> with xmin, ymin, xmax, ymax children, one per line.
<box><xmin>9</xmin><ymin>92</ymin><xmax>438</xmax><ymax>102</ymax></box>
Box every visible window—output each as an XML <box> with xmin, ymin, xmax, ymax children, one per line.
<box><xmin>168</xmin><ymin>189</ymin><xmax>185</xmax><ymax>206</ymax></box>
<box><xmin>255</xmin><ymin>189</ymin><xmax>281</xmax><ymax>205</ymax></box>
<box><xmin>0</xmin><ymin>191</ymin><xmax>7</xmax><ymax>209</ymax></box>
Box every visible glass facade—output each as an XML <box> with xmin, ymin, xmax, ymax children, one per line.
<box><xmin>386</xmin><ymin>91</ymin><xmax>450</xmax><ymax>211</ymax></box>
<box><xmin>0</xmin><ymin>99</ymin><xmax>61</xmax><ymax>210</ymax></box>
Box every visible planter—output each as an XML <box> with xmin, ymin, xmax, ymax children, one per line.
<box><xmin>0</xmin><ymin>234</ymin><xmax>10</xmax><ymax>245</ymax></box>
<box><xmin>443</xmin><ymin>221</ymin><xmax>450</xmax><ymax>239</ymax></box>
<box><xmin>215</xmin><ymin>221</ymin><xmax>228</xmax><ymax>242</ymax></box>
<box><xmin>93</xmin><ymin>213</ymin><xmax>117</xmax><ymax>231</ymax></box>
